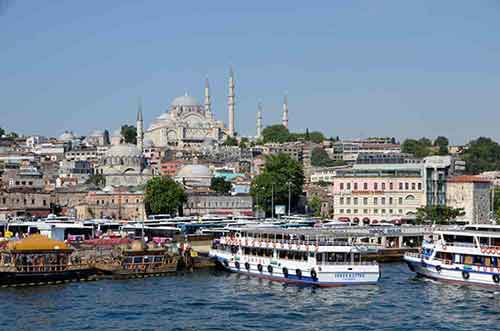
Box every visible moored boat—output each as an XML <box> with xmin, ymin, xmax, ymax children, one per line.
<box><xmin>93</xmin><ymin>240</ymin><xmax>179</xmax><ymax>278</ymax></box>
<box><xmin>404</xmin><ymin>224</ymin><xmax>500</xmax><ymax>287</ymax></box>
<box><xmin>209</xmin><ymin>228</ymin><xmax>380</xmax><ymax>287</ymax></box>
<box><xmin>0</xmin><ymin>234</ymin><xmax>96</xmax><ymax>286</ymax></box>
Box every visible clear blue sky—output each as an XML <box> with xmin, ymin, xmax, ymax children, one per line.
<box><xmin>2</xmin><ymin>0</ymin><xmax>500</xmax><ymax>144</ymax></box>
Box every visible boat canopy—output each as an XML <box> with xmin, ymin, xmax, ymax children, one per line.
<box><xmin>5</xmin><ymin>234</ymin><xmax>72</xmax><ymax>253</ymax></box>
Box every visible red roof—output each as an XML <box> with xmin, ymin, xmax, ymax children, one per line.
<box><xmin>447</xmin><ymin>175</ymin><xmax>491</xmax><ymax>184</ymax></box>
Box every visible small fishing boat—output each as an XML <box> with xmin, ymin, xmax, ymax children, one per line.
<box><xmin>0</xmin><ymin>234</ymin><xmax>96</xmax><ymax>286</ymax></box>
<box><xmin>93</xmin><ymin>240</ymin><xmax>179</xmax><ymax>279</ymax></box>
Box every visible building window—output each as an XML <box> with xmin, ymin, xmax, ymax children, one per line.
<box><xmin>389</xmin><ymin>183</ymin><xmax>393</xmax><ymax>190</ymax></box>
<box><xmin>340</xmin><ymin>183</ymin><xmax>344</xmax><ymax>190</ymax></box>
<box><xmin>354</xmin><ymin>197</ymin><xmax>358</xmax><ymax>205</ymax></box>
<box><xmin>346</xmin><ymin>197</ymin><xmax>351</xmax><ymax>205</ymax></box>
<box><xmin>381</xmin><ymin>183</ymin><xmax>386</xmax><ymax>190</ymax></box>
<box><xmin>405</xmin><ymin>182</ymin><xmax>409</xmax><ymax>190</ymax></box>
<box><xmin>339</xmin><ymin>209</ymin><xmax>344</xmax><ymax>213</ymax></box>
<box><xmin>346</xmin><ymin>183</ymin><xmax>351</xmax><ymax>190</ymax></box>
<box><xmin>389</xmin><ymin>209</ymin><xmax>393</xmax><ymax>214</ymax></box>
<box><xmin>411</xmin><ymin>183</ymin><xmax>416</xmax><ymax>190</ymax></box>
<box><xmin>399</xmin><ymin>182</ymin><xmax>403</xmax><ymax>190</ymax></box>
<box><xmin>418</xmin><ymin>183</ymin><xmax>422</xmax><ymax>190</ymax></box>
<box><xmin>353</xmin><ymin>209</ymin><xmax>358</xmax><ymax>214</ymax></box>
<box><xmin>399</xmin><ymin>209</ymin><xmax>403</xmax><ymax>214</ymax></box>
<box><xmin>346</xmin><ymin>209</ymin><xmax>351</xmax><ymax>214</ymax></box>
<box><xmin>389</xmin><ymin>197</ymin><xmax>393</xmax><ymax>205</ymax></box>
<box><xmin>363</xmin><ymin>209</ymin><xmax>368</xmax><ymax>214</ymax></box>
<box><xmin>399</xmin><ymin>197</ymin><xmax>403</xmax><ymax>205</ymax></box>
<box><xmin>340</xmin><ymin>197</ymin><xmax>344</xmax><ymax>205</ymax></box>
<box><xmin>373</xmin><ymin>197</ymin><xmax>378</xmax><ymax>205</ymax></box>
<box><xmin>1</xmin><ymin>198</ymin><xmax>5</xmax><ymax>204</ymax></box>
<box><xmin>374</xmin><ymin>183</ymin><xmax>378</xmax><ymax>190</ymax></box>
<box><xmin>354</xmin><ymin>183</ymin><xmax>358</xmax><ymax>190</ymax></box>
<box><xmin>363</xmin><ymin>197</ymin><xmax>368</xmax><ymax>205</ymax></box>
<box><xmin>363</xmin><ymin>183</ymin><xmax>368</xmax><ymax>190</ymax></box>
<box><xmin>31</xmin><ymin>199</ymin><xmax>35</xmax><ymax>205</ymax></box>
<box><xmin>43</xmin><ymin>200</ymin><xmax>46</xmax><ymax>206</ymax></box>
<box><xmin>374</xmin><ymin>209</ymin><xmax>378</xmax><ymax>214</ymax></box>
<box><xmin>381</xmin><ymin>209</ymin><xmax>386</xmax><ymax>214</ymax></box>
<box><xmin>28</xmin><ymin>181</ymin><xmax>33</xmax><ymax>186</ymax></box>
<box><xmin>381</xmin><ymin>197</ymin><xmax>386</xmax><ymax>205</ymax></box>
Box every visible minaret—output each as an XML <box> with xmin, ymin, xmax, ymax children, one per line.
<box><xmin>256</xmin><ymin>102</ymin><xmax>263</xmax><ymax>139</ymax></box>
<box><xmin>204</xmin><ymin>77</ymin><xmax>212</xmax><ymax>119</ymax></box>
<box><xmin>228</xmin><ymin>67</ymin><xmax>235</xmax><ymax>137</ymax></box>
<box><xmin>136</xmin><ymin>98</ymin><xmax>144</xmax><ymax>153</ymax></box>
<box><xmin>282</xmin><ymin>94</ymin><xmax>289</xmax><ymax>129</ymax></box>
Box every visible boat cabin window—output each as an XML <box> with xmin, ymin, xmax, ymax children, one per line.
<box><xmin>443</xmin><ymin>234</ymin><xmax>474</xmax><ymax>245</ymax></box>
<box><xmin>154</xmin><ymin>256</ymin><xmax>163</xmax><ymax>262</ymax></box>
<box><xmin>133</xmin><ymin>256</ymin><xmax>143</xmax><ymax>264</ymax></box>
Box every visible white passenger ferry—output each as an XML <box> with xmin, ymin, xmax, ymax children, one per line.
<box><xmin>209</xmin><ymin>228</ymin><xmax>380</xmax><ymax>287</ymax></box>
<box><xmin>404</xmin><ymin>224</ymin><xmax>500</xmax><ymax>287</ymax></box>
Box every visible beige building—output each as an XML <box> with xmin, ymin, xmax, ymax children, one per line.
<box><xmin>446</xmin><ymin>176</ymin><xmax>492</xmax><ymax>224</ymax></box>
<box><xmin>75</xmin><ymin>189</ymin><xmax>146</xmax><ymax>220</ymax></box>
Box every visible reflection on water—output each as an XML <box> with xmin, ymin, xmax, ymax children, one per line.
<box><xmin>2</xmin><ymin>263</ymin><xmax>500</xmax><ymax>331</ymax></box>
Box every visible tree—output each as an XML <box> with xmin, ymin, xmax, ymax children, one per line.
<box><xmin>223</xmin><ymin>136</ymin><xmax>238</xmax><ymax>146</ymax></box>
<box><xmin>239</xmin><ymin>137</ymin><xmax>249</xmax><ymax>149</ymax></box>
<box><xmin>121</xmin><ymin>125</ymin><xmax>137</xmax><ymax>144</ymax></box>
<box><xmin>401</xmin><ymin>138</ymin><xmax>431</xmax><ymax>158</ymax></box>
<box><xmin>434</xmin><ymin>136</ymin><xmax>449</xmax><ymax>155</ymax></box>
<box><xmin>462</xmin><ymin>137</ymin><xmax>500</xmax><ymax>174</ymax></box>
<box><xmin>144</xmin><ymin>177</ymin><xmax>187</xmax><ymax>216</ymax></box>
<box><xmin>262</xmin><ymin>125</ymin><xmax>290</xmax><ymax>143</ymax></box>
<box><xmin>103</xmin><ymin>129</ymin><xmax>110</xmax><ymax>145</ymax></box>
<box><xmin>210</xmin><ymin>177</ymin><xmax>232</xmax><ymax>195</ymax></box>
<box><xmin>416</xmin><ymin>205</ymin><xmax>465</xmax><ymax>224</ymax></box>
<box><xmin>250</xmin><ymin>153</ymin><xmax>304</xmax><ymax>215</ymax></box>
<box><xmin>85</xmin><ymin>174</ymin><xmax>106</xmax><ymax>187</ymax></box>
<box><xmin>0</xmin><ymin>127</ymin><xmax>4</xmax><ymax>137</ymax></box>
<box><xmin>308</xmin><ymin>196</ymin><xmax>322</xmax><ymax>217</ymax></box>
<box><xmin>311</xmin><ymin>147</ymin><xmax>336</xmax><ymax>167</ymax></box>
<box><xmin>305</xmin><ymin>128</ymin><xmax>310</xmax><ymax>141</ymax></box>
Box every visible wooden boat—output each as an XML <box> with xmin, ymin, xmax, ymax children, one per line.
<box><xmin>93</xmin><ymin>240</ymin><xmax>179</xmax><ymax>279</ymax></box>
<box><xmin>0</xmin><ymin>234</ymin><xmax>96</xmax><ymax>286</ymax></box>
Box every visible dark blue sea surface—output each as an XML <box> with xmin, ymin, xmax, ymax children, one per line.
<box><xmin>1</xmin><ymin>263</ymin><xmax>500</xmax><ymax>331</ymax></box>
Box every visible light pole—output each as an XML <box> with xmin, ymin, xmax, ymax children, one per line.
<box><xmin>271</xmin><ymin>182</ymin><xmax>275</xmax><ymax>220</ymax></box>
<box><xmin>287</xmin><ymin>181</ymin><xmax>292</xmax><ymax>217</ymax></box>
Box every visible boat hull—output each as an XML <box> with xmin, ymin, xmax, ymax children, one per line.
<box><xmin>405</xmin><ymin>254</ymin><xmax>500</xmax><ymax>288</ymax></box>
<box><xmin>0</xmin><ymin>268</ymin><xmax>96</xmax><ymax>286</ymax></box>
<box><xmin>211</xmin><ymin>253</ymin><xmax>379</xmax><ymax>287</ymax></box>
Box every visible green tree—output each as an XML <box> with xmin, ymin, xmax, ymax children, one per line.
<box><xmin>144</xmin><ymin>177</ymin><xmax>187</xmax><ymax>216</ymax></box>
<box><xmin>416</xmin><ymin>205</ymin><xmax>465</xmax><ymax>224</ymax></box>
<box><xmin>210</xmin><ymin>177</ymin><xmax>232</xmax><ymax>195</ymax></box>
<box><xmin>121</xmin><ymin>125</ymin><xmax>137</xmax><ymax>144</ymax></box>
<box><xmin>0</xmin><ymin>127</ymin><xmax>5</xmax><ymax>137</ymax></box>
<box><xmin>401</xmin><ymin>138</ymin><xmax>431</xmax><ymax>158</ymax></box>
<box><xmin>462</xmin><ymin>137</ymin><xmax>500</xmax><ymax>174</ymax></box>
<box><xmin>262</xmin><ymin>125</ymin><xmax>290</xmax><ymax>143</ymax></box>
<box><xmin>239</xmin><ymin>137</ymin><xmax>249</xmax><ymax>148</ymax></box>
<box><xmin>434</xmin><ymin>136</ymin><xmax>449</xmax><ymax>155</ymax></box>
<box><xmin>223</xmin><ymin>136</ymin><xmax>238</xmax><ymax>146</ymax></box>
<box><xmin>311</xmin><ymin>147</ymin><xmax>336</xmax><ymax>167</ymax></box>
<box><xmin>250</xmin><ymin>153</ymin><xmax>304</xmax><ymax>216</ymax></box>
<box><xmin>308</xmin><ymin>196</ymin><xmax>322</xmax><ymax>217</ymax></box>
<box><xmin>85</xmin><ymin>174</ymin><xmax>106</xmax><ymax>187</ymax></box>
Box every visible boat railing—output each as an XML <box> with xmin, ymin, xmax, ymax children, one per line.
<box><xmin>222</xmin><ymin>237</ymin><xmax>353</xmax><ymax>247</ymax></box>
<box><xmin>0</xmin><ymin>263</ymin><xmax>89</xmax><ymax>273</ymax></box>
<box><xmin>318</xmin><ymin>261</ymin><xmax>378</xmax><ymax>266</ymax></box>
<box><xmin>442</xmin><ymin>242</ymin><xmax>476</xmax><ymax>249</ymax></box>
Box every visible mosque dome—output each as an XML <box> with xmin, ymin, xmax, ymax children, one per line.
<box><xmin>59</xmin><ymin>131</ymin><xmax>76</xmax><ymax>141</ymax></box>
<box><xmin>171</xmin><ymin>94</ymin><xmax>200</xmax><ymax>107</ymax></box>
<box><xmin>105</xmin><ymin>143</ymin><xmax>141</xmax><ymax>158</ymax></box>
<box><xmin>177</xmin><ymin>164</ymin><xmax>211</xmax><ymax>178</ymax></box>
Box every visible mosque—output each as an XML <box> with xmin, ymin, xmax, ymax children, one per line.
<box><xmin>142</xmin><ymin>69</ymin><xmax>236</xmax><ymax>149</ymax></box>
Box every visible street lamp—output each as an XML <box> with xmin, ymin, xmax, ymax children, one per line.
<box><xmin>271</xmin><ymin>182</ymin><xmax>275</xmax><ymax>220</ymax></box>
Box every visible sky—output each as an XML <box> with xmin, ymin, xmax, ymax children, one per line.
<box><xmin>1</xmin><ymin>0</ymin><xmax>500</xmax><ymax>144</ymax></box>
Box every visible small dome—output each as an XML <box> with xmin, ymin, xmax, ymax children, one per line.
<box><xmin>106</xmin><ymin>144</ymin><xmax>141</xmax><ymax>157</ymax></box>
<box><xmin>59</xmin><ymin>131</ymin><xmax>76</xmax><ymax>141</ymax></box>
<box><xmin>177</xmin><ymin>164</ymin><xmax>211</xmax><ymax>178</ymax></box>
<box><xmin>171</xmin><ymin>94</ymin><xmax>200</xmax><ymax>107</ymax></box>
